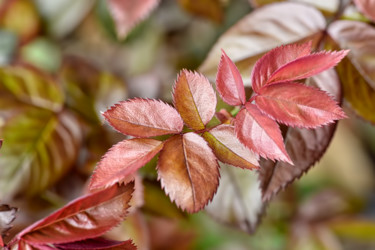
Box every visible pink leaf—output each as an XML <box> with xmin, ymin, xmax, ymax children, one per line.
<box><xmin>173</xmin><ymin>70</ymin><xmax>217</xmax><ymax>131</ymax></box>
<box><xmin>255</xmin><ymin>82</ymin><xmax>346</xmax><ymax>128</ymax></box>
<box><xmin>354</xmin><ymin>0</ymin><xmax>375</xmax><ymax>22</ymax></box>
<box><xmin>266</xmin><ymin>50</ymin><xmax>349</xmax><ymax>84</ymax></box>
<box><xmin>107</xmin><ymin>0</ymin><xmax>160</xmax><ymax>39</ymax></box>
<box><xmin>104</xmin><ymin>98</ymin><xmax>183</xmax><ymax>137</ymax></box>
<box><xmin>15</xmin><ymin>182</ymin><xmax>134</xmax><ymax>245</ymax></box>
<box><xmin>89</xmin><ymin>139</ymin><xmax>164</xmax><ymax>191</ymax></box>
<box><xmin>157</xmin><ymin>133</ymin><xmax>220</xmax><ymax>213</ymax></box>
<box><xmin>235</xmin><ymin>103</ymin><xmax>291</xmax><ymax>163</ymax></box>
<box><xmin>216</xmin><ymin>50</ymin><xmax>246</xmax><ymax>105</ymax></box>
<box><xmin>252</xmin><ymin>42</ymin><xmax>312</xmax><ymax>93</ymax></box>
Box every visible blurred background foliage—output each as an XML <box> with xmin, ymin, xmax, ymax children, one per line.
<box><xmin>0</xmin><ymin>0</ymin><xmax>375</xmax><ymax>249</ymax></box>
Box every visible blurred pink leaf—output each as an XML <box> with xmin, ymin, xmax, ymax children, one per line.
<box><xmin>107</xmin><ymin>0</ymin><xmax>160</xmax><ymax>39</ymax></box>
<box><xmin>235</xmin><ymin>103</ymin><xmax>291</xmax><ymax>163</ymax></box>
<box><xmin>255</xmin><ymin>82</ymin><xmax>346</xmax><ymax>128</ymax></box>
<box><xmin>157</xmin><ymin>133</ymin><xmax>219</xmax><ymax>213</ymax></box>
<box><xmin>89</xmin><ymin>138</ymin><xmax>164</xmax><ymax>191</ymax></box>
<box><xmin>173</xmin><ymin>70</ymin><xmax>217</xmax><ymax>131</ymax></box>
<box><xmin>216</xmin><ymin>50</ymin><xmax>246</xmax><ymax>105</ymax></box>
<box><xmin>354</xmin><ymin>0</ymin><xmax>375</xmax><ymax>22</ymax></box>
<box><xmin>104</xmin><ymin>98</ymin><xmax>183</xmax><ymax>137</ymax></box>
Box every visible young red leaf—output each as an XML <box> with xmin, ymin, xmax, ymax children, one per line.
<box><xmin>89</xmin><ymin>138</ymin><xmax>164</xmax><ymax>191</ymax></box>
<box><xmin>255</xmin><ymin>82</ymin><xmax>346</xmax><ymax>128</ymax></box>
<box><xmin>157</xmin><ymin>133</ymin><xmax>220</xmax><ymax>213</ymax></box>
<box><xmin>103</xmin><ymin>98</ymin><xmax>183</xmax><ymax>137</ymax></box>
<box><xmin>235</xmin><ymin>103</ymin><xmax>291</xmax><ymax>163</ymax></box>
<box><xmin>216</xmin><ymin>50</ymin><xmax>246</xmax><ymax>105</ymax></box>
<box><xmin>15</xmin><ymin>182</ymin><xmax>134</xmax><ymax>246</ymax></box>
<box><xmin>54</xmin><ymin>238</ymin><xmax>136</xmax><ymax>250</ymax></box>
<box><xmin>107</xmin><ymin>0</ymin><xmax>160</xmax><ymax>39</ymax></box>
<box><xmin>202</xmin><ymin>125</ymin><xmax>259</xmax><ymax>170</ymax></box>
<box><xmin>173</xmin><ymin>70</ymin><xmax>217</xmax><ymax>131</ymax></box>
<box><xmin>251</xmin><ymin>42</ymin><xmax>312</xmax><ymax>93</ymax></box>
<box><xmin>266</xmin><ymin>50</ymin><xmax>349</xmax><ymax>84</ymax></box>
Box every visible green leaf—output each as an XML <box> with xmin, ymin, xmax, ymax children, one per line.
<box><xmin>0</xmin><ymin>108</ymin><xmax>81</xmax><ymax>199</ymax></box>
<box><xmin>328</xmin><ymin>219</ymin><xmax>375</xmax><ymax>241</ymax></box>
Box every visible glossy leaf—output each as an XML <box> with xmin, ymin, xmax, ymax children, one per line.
<box><xmin>178</xmin><ymin>0</ymin><xmax>224</xmax><ymax>23</ymax></box>
<box><xmin>55</xmin><ymin>238</ymin><xmax>136</xmax><ymax>250</ymax></box>
<box><xmin>216</xmin><ymin>50</ymin><xmax>246</xmax><ymax>105</ymax></box>
<box><xmin>328</xmin><ymin>21</ymin><xmax>375</xmax><ymax>123</ymax></box>
<box><xmin>205</xmin><ymin>163</ymin><xmax>263</xmax><ymax>233</ymax></box>
<box><xmin>157</xmin><ymin>133</ymin><xmax>220</xmax><ymax>213</ymax></box>
<box><xmin>104</xmin><ymin>98</ymin><xmax>183</xmax><ymax>137</ymax></box>
<box><xmin>199</xmin><ymin>2</ymin><xmax>325</xmax><ymax>85</ymax></box>
<box><xmin>0</xmin><ymin>65</ymin><xmax>64</xmax><ymax>111</ymax></box>
<box><xmin>15</xmin><ymin>182</ymin><xmax>134</xmax><ymax>245</ymax></box>
<box><xmin>202</xmin><ymin>125</ymin><xmax>259</xmax><ymax>170</ymax></box>
<box><xmin>0</xmin><ymin>109</ymin><xmax>81</xmax><ymax>199</ymax></box>
<box><xmin>107</xmin><ymin>0</ymin><xmax>160</xmax><ymax>39</ymax></box>
<box><xmin>265</xmin><ymin>50</ymin><xmax>349</xmax><ymax>85</ymax></box>
<box><xmin>255</xmin><ymin>82</ymin><xmax>346</xmax><ymax>128</ymax></box>
<box><xmin>235</xmin><ymin>103</ymin><xmax>291</xmax><ymax>163</ymax></box>
<box><xmin>173</xmin><ymin>70</ymin><xmax>217</xmax><ymax>131</ymax></box>
<box><xmin>259</xmin><ymin>70</ymin><xmax>341</xmax><ymax>201</ymax></box>
<box><xmin>251</xmin><ymin>42</ymin><xmax>312</xmax><ymax>92</ymax></box>
<box><xmin>354</xmin><ymin>0</ymin><xmax>375</xmax><ymax>22</ymax></box>
<box><xmin>89</xmin><ymin>138</ymin><xmax>164</xmax><ymax>191</ymax></box>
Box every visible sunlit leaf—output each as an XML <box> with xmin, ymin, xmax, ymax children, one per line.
<box><xmin>60</xmin><ymin>56</ymin><xmax>127</xmax><ymax>124</ymax></box>
<box><xmin>216</xmin><ymin>50</ymin><xmax>246</xmax><ymax>105</ymax></box>
<box><xmin>55</xmin><ymin>238</ymin><xmax>136</xmax><ymax>249</ymax></box>
<box><xmin>107</xmin><ymin>0</ymin><xmax>160</xmax><ymax>39</ymax></box>
<box><xmin>235</xmin><ymin>103</ymin><xmax>291</xmax><ymax>163</ymax></box>
<box><xmin>0</xmin><ymin>0</ymin><xmax>41</xmax><ymax>44</ymax></box>
<box><xmin>0</xmin><ymin>109</ymin><xmax>81</xmax><ymax>199</ymax></box>
<box><xmin>259</xmin><ymin>70</ymin><xmax>341</xmax><ymax>201</ymax></box>
<box><xmin>205</xmin><ymin>163</ymin><xmax>263</xmax><ymax>233</ymax></box>
<box><xmin>251</xmin><ymin>42</ymin><xmax>312</xmax><ymax>92</ymax></box>
<box><xmin>354</xmin><ymin>0</ymin><xmax>375</xmax><ymax>22</ymax></box>
<box><xmin>104</xmin><ymin>98</ymin><xmax>183</xmax><ymax>137</ymax></box>
<box><xmin>255</xmin><ymin>82</ymin><xmax>346</xmax><ymax>128</ymax></box>
<box><xmin>199</xmin><ymin>2</ymin><xmax>325</xmax><ymax>85</ymax></box>
<box><xmin>173</xmin><ymin>70</ymin><xmax>216</xmax><ymax>131</ymax></box>
<box><xmin>178</xmin><ymin>0</ymin><xmax>224</xmax><ymax>23</ymax></box>
<box><xmin>89</xmin><ymin>138</ymin><xmax>164</xmax><ymax>191</ymax></box>
<box><xmin>157</xmin><ymin>133</ymin><xmax>219</xmax><ymax>213</ymax></box>
<box><xmin>202</xmin><ymin>124</ymin><xmax>259</xmax><ymax>170</ymax></box>
<box><xmin>15</xmin><ymin>182</ymin><xmax>134</xmax><ymax>246</ymax></box>
<box><xmin>0</xmin><ymin>65</ymin><xmax>64</xmax><ymax>111</ymax></box>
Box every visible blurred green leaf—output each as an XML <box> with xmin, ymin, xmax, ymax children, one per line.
<box><xmin>0</xmin><ymin>30</ymin><xmax>17</xmax><ymax>65</ymax></box>
<box><xmin>0</xmin><ymin>108</ymin><xmax>81</xmax><ymax>199</ymax></box>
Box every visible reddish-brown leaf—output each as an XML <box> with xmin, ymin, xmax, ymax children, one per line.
<box><xmin>259</xmin><ymin>70</ymin><xmax>341</xmax><ymax>201</ymax></box>
<box><xmin>0</xmin><ymin>140</ymin><xmax>2</xmax><ymax>149</ymax></box>
<box><xmin>202</xmin><ymin>125</ymin><xmax>259</xmax><ymax>170</ymax></box>
<box><xmin>251</xmin><ymin>42</ymin><xmax>312</xmax><ymax>93</ymax></box>
<box><xmin>216</xmin><ymin>50</ymin><xmax>246</xmax><ymax>105</ymax></box>
<box><xmin>354</xmin><ymin>0</ymin><xmax>375</xmax><ymax>22</ymax></box>
<box><xmin>215</xmin><ymin>109</ymin><xmax>234</xmax><ymax>124</ymax></box>
<box><xmin>55</xmin><ymin>238</ymin><xmax>136</xmax><ymax>250</ymax></box>
<box><xmin>173</xmin><ymin>70</ymin><xmax>217</xmax><ymax>131</ymax></box>
<box><xmin>15</xmin><ymin>182</ymin><xmax>134</xmax><ymax>245</ymax></box>
<box><xmin>255</xmin><ymin>82</ymin><xmax>346</xmax><ymax>128</ymax></box>
<box><xmin>235</xmin><ymin>103</ymin><xmax>291</xmax><ymax>163</ymax></box>
<box><xmin>266</xmin><ymin>50</ymin><xmax>349</xmax><ymax>84</ymax></box>
<box><xmin>157</xmin><ymin>133</ymin><xmax>220</xmax><ymax>213</ymax></box>
<box><xmin>107</xmin><ymin>0</ymin><xmax>160</xmax><ymax>39</ymax></box>
<box><xmin>89</xmin><ymin>139</ymin><xmax>164</xmax><ymax>191</ymax></box>
<box><xmin>104</xmin><ymin>98</ymin><xmax>183</xmax><ymax>137</ymax></box>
